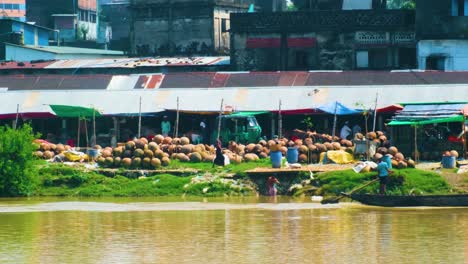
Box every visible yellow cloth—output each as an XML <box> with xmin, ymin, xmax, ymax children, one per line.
<box><xmin>64</xmin><ymin>152</ymin><xmax>89</xmax><ymax>162</ymax></box>
<box><xmin>319</xmin><ymin>150</ymin><xmax>355</xmax><ymax>164</ymax></box>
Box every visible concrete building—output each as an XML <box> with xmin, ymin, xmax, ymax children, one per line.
<box><xmin>230</xmin><ymin>0</ymin><xmax>415</xmax><ymax>71</ymax></box>
<box><xmin>129</xmin><ymin>0</ymin><xmax>255</xmax><ymax>57</ymax></box>
<box><xmin>0</xmin><ymin>18</ymin><xmax>51</xmax><ymax>60</ymax></box>
<box><xmin>0</xmin><ymin>0</ymin><xmax>26</xmax><ymax>21</ymax></box>
<box><xmin>26</xmin><ymin>0</ymin><xmax>100</xmax><ymax>43</ymax></box>
<box><xmin>100</xmin><ymin>0</ymin><xmax>130</xmax><ymax>52</ymax></box>
<box><xmin>416</xmin><ymin>0</ymin><xmax>468</xmax><ymax>71</ymax></box>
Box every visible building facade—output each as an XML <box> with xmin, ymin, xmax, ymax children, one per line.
<box><xmin>230</xmin><ymin>0</ymin><xmax>416</xmax><ymax>71</ymax></box>
<box><xmin>0</xmin><ymin>18</ymin><xmax>51</xmax><ymax>60</ymax></box>
<box><xmin>0</xmin><ymin>0</ymin><xmax>26</xmax><ymax>21</ymax></box>
<box><xmin>26</xmin><ymin>0</ymin><xmax>99</xmax><ymax>43</ymax></box>
<box><xmin>416</xmin><ymin>0</ymin><xmax>468</xmax><ymax>71</ymax></box>
<box><xmin>100</xmin><ymin>0</ymin><xmax>130</xmax><ymax>52</ymax></box>
<box><xmin>129</xmin><ymin>0</ymin><xmax>255</xmax><ymax>57</ymax></box>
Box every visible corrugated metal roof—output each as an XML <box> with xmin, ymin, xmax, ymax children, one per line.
<box><xmin>44</xmin><ymin>57</ymin><xmax>229</xmax><ymax>69</ymax></box>
<box><xmin>10</xmin><ymin>44</ymin><xmax>125</xmax><ymax>55</ymax></box>
<box><xmin>2</xmin><ymin>72</ymin><xmax>468</xmax><ymax>91</ymax></box>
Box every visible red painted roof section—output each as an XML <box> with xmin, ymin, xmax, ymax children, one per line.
<box><xmin>0</xmin><ymin>71</ymin><xmax>468</xmax><ymax>91</ymax></box>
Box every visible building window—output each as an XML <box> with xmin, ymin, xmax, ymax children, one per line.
<box><xmin>356</xmin><ymin>51</ymin><xmax>369</xmax><ymax>68</ymax></box>
<box><xmin>452</xmin><ymin>0</ymin><xmax>468</xmax><ymax>16</ymax></box>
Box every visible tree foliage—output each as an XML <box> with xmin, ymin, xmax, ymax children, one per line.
<box><xmin>0</xmin><ymin>125</ymin><xmax>38</xmax><ymax>196</ymax></box>
<box><xmin>387</xmin><ymin>0</ymin><xmax>416</xmax><ymax>9</ymax></box>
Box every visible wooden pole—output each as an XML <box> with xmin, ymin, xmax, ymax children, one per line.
<box><xmin>372</xmin><ymin>92</ymin><xmax>378</xmax><ymax>132</ymax></box>
<box><xmin>463</xmin><ymin>115</ymin><xmax>466</xmax><ymax>159</ymax></box>
<box><xmin>138</xmin><ymin>96</ymin><xmax>142</xmax><ymax>138</ymax></box>
<box><xmin>332</xmin><ymin>102</ymin><xmax>337</xmax><ymax>140</ymax></box>
<box><xmin>217</xmin><ymin>98</ymin><xmax>224</xmax><ymax>141</ymax></box>
<box><xmin>278</xmin><ymin>100</ymin><xmax>282</xmax><ymax>138</ymax></box>
<box><xmin>174</xmin><ymin>96</ymin><xmax>180</xmax><ymax>138</ymax></box>
<box><xmin>77</xmin><ymin>117</ymin><xmax>80</xmax><ymax>148</ymax></box>
<box><xmin>85</xmin><ymin>117</ymin><xmax>89</xmax><ymax>149</ymax></box>
<box><xmin>92</xmin><ymin>108</ymin><xmax>96</xmax><ymax>147</ymax></box>
<box><xmin>14</xmin><ymin>104</ymin><xmax>19</xmax><ymax>129</ymax></box>
<box><xmin>414</xmin><ymin>125</ymin><xmax>418</xmax><ymax>163</ymax></box>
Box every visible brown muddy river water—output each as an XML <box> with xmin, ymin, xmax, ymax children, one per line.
<box><xmin>0</xmin><ymin>197</ymin><xmax>466</xmax><ymax>264</ymax></box>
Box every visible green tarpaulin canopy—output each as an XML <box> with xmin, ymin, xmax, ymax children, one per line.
<box><xmin>227</xmin><ymin>111</ymin><xmax>269</xmax><ymax>117</ymax></box>
<box><xmin>50</xmin><ymin>105</ymin><xmax>102</xmax><ymax>118</ymax></box>
<box><xmin>388</xmin><ymin>115</ymin><xmax>465</xmax><ymax>126</ymax></box>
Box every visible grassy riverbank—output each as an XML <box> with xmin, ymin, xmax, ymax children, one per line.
<box><xmin>31</xmin><ymin>161</ymin><xmax>460</xmax><ymax>198</ymax></box>
<box><xmin>314</xmin><ymin>168</ymin><xmax>454</xmax><ymax>196</ymax></box>
<box><xmin>33</xmin><ymin>161</ymin><xmax>270</xmax><ymax>197</ymax></box>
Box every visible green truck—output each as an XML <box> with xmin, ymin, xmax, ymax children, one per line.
<box><xmin>212</xmin><ymin>113</ymin><xmax>263</xmax><ymax>145</ymax></box>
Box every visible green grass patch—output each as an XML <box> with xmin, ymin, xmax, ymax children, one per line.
<box><xmin>316</xmin><ymin>168</ymin><xmax>452</xmax><ymax>196</ymax></box>
<box><xmin>34</xmin><ymin>163</ymin><xmax>258</xmax><ymax>197</ymax></box>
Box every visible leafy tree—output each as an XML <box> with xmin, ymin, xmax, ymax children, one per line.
<box><xmin>0</xmin><ymin>125</ymin><xmax>38</xmax><ymax>196</ymax></box>
<box><xmin>387</xmin><ymin>0</ymin><xmax>416</xmax><ymax>9</ymax></box>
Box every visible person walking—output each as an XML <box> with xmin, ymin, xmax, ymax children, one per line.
<box><xmin>161</xmin><ymin>116</ymin><xmax>171</xmax><ymax>137</ymax></box>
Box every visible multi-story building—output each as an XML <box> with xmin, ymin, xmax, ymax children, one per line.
<box><xmin>129</xmin><ymin>0</ymin><xmax>255</xmax><ymax>57</ymax></box>
<box><xmin>230</xmin><ymin>0</ymin><xmax>415</xmax><ymax>71</ymax></box>
<box><xmin>26</xmin><ymin>0</ymin><xmax>100</xmax><ymax>43</ymax></box>
<box><xmin>100</xmin><ymin>0</ymin><xmax>130</xmax><ymax>52</ymax></box>
<box><xmin>416</xmin><ymin>0</ymin><xmax>468</xmax><ymax>71</ymax></box>
<box><xmin>0</xmin><ymin>0</ymin><xmax>26</xmax><ymax>22</ymax></box>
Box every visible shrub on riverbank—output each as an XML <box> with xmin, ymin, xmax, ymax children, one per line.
<box><xmin>315</xmin><ymin>169</ymin><xmax>452</xmax><ymax>196</ymax></box>
<box><xmin>0</xmin><ymin>125</ymin><xmax>38</xmax><ymax>196</ymax></box>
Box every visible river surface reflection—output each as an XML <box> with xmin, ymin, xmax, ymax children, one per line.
<box><xmin>0</xmin><ymin>197</ymin><xmax>466</xmax><ymax>264</ymax></box>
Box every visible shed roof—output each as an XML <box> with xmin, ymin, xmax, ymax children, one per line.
<box><xmin>6</xmin><ymin>44</ymin><xmax>125</xmax><ymax>55</ymax></box>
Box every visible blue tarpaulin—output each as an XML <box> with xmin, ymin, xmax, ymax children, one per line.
<box><xmin>317</xmin><ymin>101</ymin><xmax>363</xmax><ymax>115</ymax></box>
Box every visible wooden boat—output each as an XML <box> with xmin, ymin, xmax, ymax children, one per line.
<box><xmin>349</xmin><ymin>194</ymin><xmax>468</xmax><ymax>207</ymax></box>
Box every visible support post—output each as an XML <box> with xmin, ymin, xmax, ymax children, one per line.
<box><xmin>278</xmin><ymin>100</ymin><xmax>282</xmax><ymax>138</ymax></box>
<box><xmin>92</xmin><ymin>108</ymin><xmax>96</xmax><ymax>146</ymax></box>
<box><xmin>373</xmin><ymin>92</ymin><xmax>378</xmax><ymax>132</ymax></box>
<box><xmin>174</xmin><ymin>96</ymin><xmax>180</xmax><ymax>138</ymax></box>
<box><xmin>463</xmin><ymin>116</ymin><xmax>466</xmax><ymax>159</ymax></box>
<box><xmin>332</xmin><ymin>102</ymin><xmax>338</xmax><ymax>140</ymax></box>
<box><xmin>138</xmin><ymin>96</ymin><xmax>142</xmax><ymax>138</ymax></box>
<box><xmin>77</xmin><ymin>118</ymin><xmax>80</xmax><ymax>148</ymax></box>
<box><xmin>217</xmin><ymin>99</ymin><xmax>224</xmax><ymax>141</ymax></box>
<box><xmin>414</xmin><ymin>125</ymin><xmax>418</xmax><ymax>163</ymax></box>
<box><xmin>14</xmin><ymin>104</ymin><xmax>19</xmax><ymax>129</ymax></box>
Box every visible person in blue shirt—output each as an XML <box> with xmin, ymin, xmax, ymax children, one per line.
<box><xmin>377</xmin><ymin>157</ymin><xmax>393</xmax><ymax>194</ymax></box>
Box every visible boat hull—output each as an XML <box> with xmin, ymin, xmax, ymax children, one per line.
<box><xmin>350</xmin><ymin>194</ymin><xmax>468</xmax><ymax>207</ymax></box>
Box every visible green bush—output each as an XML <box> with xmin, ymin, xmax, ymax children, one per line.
<box><xmin>0</xmin><ymin>125</ymin><xmax>38</xmax><ymax>196</ymax></box>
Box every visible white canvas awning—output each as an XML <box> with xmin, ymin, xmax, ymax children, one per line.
<box><xmin>0</xmin><ymin>84</ymin><xmax>467</xmax><ymax>118</ymax></box>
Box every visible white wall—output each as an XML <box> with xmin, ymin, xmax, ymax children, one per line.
<box><xmin>418</xmin><ymin>40</ymin><xmax>468</xmax><ymax>71</ymax></box>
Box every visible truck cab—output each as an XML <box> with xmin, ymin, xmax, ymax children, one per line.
<box><xmin>212</xmin><ymin>114</ymin><xmax>262</xmax><ymax>144</ymax></box>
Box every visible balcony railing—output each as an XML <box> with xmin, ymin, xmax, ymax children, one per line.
<box><xmin>231</xmin><ymin>10</ymin><xmax>415</xmax><ymax>33</ymax></box>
